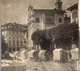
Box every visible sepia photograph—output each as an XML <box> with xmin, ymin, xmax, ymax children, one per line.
<box><xmin>0</xmin><ymin>0</ymin><xmax>79</xmax><ymax>71</ymax></box>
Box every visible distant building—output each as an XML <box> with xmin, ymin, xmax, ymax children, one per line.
<box><xmin>27</xmin><ymin>0</ymin><xmax>66</xmax><ymax>48</ymax></box>
<box><xmin>67</xmin><ymin>3</ymin><xmax>78</xmax><ymax>23</ymax></box>
<box><xmin>2</xmin><ymin>22</ymin><xmax>28</xmax><ymax>52</ymax></box>
<box><xmin>67</xmin><ymin>3</ymin><xmax>79</xmax><ymax>48</ymax></box>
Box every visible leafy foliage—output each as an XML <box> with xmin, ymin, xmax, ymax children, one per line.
<box><xmin>31</xmin><ymin>22</ymin><xmax>79</xmax><ymax>50</ymax></box>
<box><xmin>1</xmin><ymin>36</ymin><xmax>8</xmax><ymax>54</ymax></box>
<box><xmin>55</xmin><ymin>23</ymin><xmax>79</xmax><ymax>46</ymax></box>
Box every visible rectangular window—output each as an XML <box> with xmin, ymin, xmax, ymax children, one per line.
<box><xmin>46</xmin><ymin>17</ymin><xmax>52</xmax><ymax>24</ymax></box>
<box><xmin>13</xmin><ymin>31</ymin><xmax>14</xmax><ymax>34</ymax></box>
<box><xmin>72</xmin><ymin>11</ymin><xmax>78</xmax><ymax>21</ymax></box>
<box><xmin>13</xmin><ymin>40</ymin><xmax>15</xmax><ymax>46</ymax></box>
<box><xmin>45</xmin><ymin>14</ymin><xmax>54</xmax><ymax>25</ymax></box>
<box><xmin>17</xmin><ymin>41</ymin><xmax>19</xmax><ymax>46</ymax></box>
<box><xmin>59</xmin><ymin>18</ymin><xmax>62</xmax><ymax>23</ymax></box>
<box><xmin>35</xmin><ymin>18</ymin><xmax>40</xmax><ymax>23</ymax></box>
<box><xmin>8</xmin><ymin>40</ymin><xmax>11</xmax><ymax>46</ymax></box>
<box><xmin>8</xmin><ymin>31</ymin><xmax>10</xmax><ymax>34</ymax></box>
<box><xmin>21</xmin><ymin>41</ymin><xmax>22</xmax><ymax>46</ymax></box>
<box><xmin>9</xmin><ymin>37</ymin><xmax>11</xmax><ymax>39</ymax></box>
<box><xmin>16</xmin><ymin>31</ymin><xmax>18</xmax><ymax>35</ymax></box>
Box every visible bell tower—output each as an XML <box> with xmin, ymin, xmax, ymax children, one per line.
<box><xmin>28</xmin><ymin>4</ymin><xmax>34</xmax><ymax>21</ymax></box>
<box><xmin>55</xmin><ymin>0</ymin><xmax>62</xmax><ymax>10</ymax></box>
<box><xmin>54</xmin><ymin>0</ymin><xmax>65</xmax><ymax>26</ymax></box>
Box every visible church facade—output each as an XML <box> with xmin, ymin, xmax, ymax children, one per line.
<box><xmin>27</xmin><ymin>0</ymin><xmax>67</xmax><ymax>49</ymax></box>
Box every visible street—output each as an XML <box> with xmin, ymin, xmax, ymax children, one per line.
<box><xmin>25</xmin><ymin>60</ymin><xmax>77</xmax><ymax>71</ymax></box>
<box><xmin>1</xmin><ymin>59</ymin><xmax>79</xmax><ymax>71</ymax></box>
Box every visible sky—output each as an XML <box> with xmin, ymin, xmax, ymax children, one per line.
<box><xmin>0</xmin><ymin>0</ymin><xmax>78</xmax><ymax>25</ymax></box>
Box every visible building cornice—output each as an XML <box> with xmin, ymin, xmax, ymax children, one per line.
<box><xmin>67</xmin><ymin>3</ymin><xmax>78</xmax><ymax>11</ymax></box>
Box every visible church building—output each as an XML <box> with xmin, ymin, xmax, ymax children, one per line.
<box><xmin>27</xmin><ymin>0</ymin><xmax>66</xmax><ymax>49</ymax></box>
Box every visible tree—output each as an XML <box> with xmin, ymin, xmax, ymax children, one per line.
<box><xmin>32</xmin><ymin>30</ymin><xmax>40</xmax><ymax>45</ymax></box>
<box><xmin>55</xmin><ymin>22</ymin><xmax>79</xmax><ymax>49</ymax></box>
<box><xmin>32</xmin><ymin>22</ymin><xmax>79</xmax><ymax>50</ymax></box>
<box><xmin>32</xmin><ymin>30</ymin><xmax>52</xmax><ymax>50</ymax></box>
<box><xmin>1</xmin><ymin>36</ymin><xmax>8</xmax><ymax>54</ymax></box>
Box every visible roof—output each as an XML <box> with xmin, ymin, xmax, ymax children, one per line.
<box><xmin>33</xmin><ymin>9</ymin><xmax>54</xmax><ymax>12</ymax></box>
<box><xmin>1</xmin><ymin>22</ymin><xmax>28</xmax><ymax>32</ymax></box>
<box><xmin>67</xmin><ymin>3</ymin><xmax>78</xmax><ymax>11</ymax></box>
<box><xmin>2</xmin><ymin>22</ymin><xmax>27</xmax><ymax>27</ymax></box>
<box><xmin>33</xmin><ymin>8</ymin><xmax>66</xmax><ymax>14</ymax></box>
